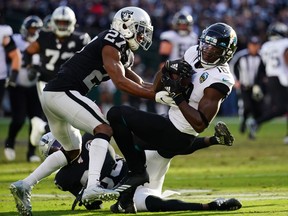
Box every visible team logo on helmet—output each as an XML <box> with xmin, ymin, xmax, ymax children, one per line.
<box><xmin>200</xmin><ymin>72</ymin><xmax>209</xmax><ymax>83</ymax></box>
<box><xmin>121</xmin><ymin>10</ymin><xmax>134</xmax><ymax>22</ymax></box>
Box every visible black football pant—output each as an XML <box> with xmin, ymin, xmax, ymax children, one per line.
<box><xmin>107</xmin><ymin>105</ymin><xmax>209</xmax><ymax>173</ymax></box>
<box><xmin>5</xmin><ymin>85</ymin><xmax>43</xmax><ymax>159</ymax></box>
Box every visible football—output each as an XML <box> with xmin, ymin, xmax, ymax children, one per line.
<box><xmin>169</xmin><ymin>72</ymin><xmax>192</xmax><ymax>87</ymax></box>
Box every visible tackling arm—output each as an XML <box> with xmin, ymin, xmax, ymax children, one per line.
<box><xmin>102</xmin><ymin>45</ymin><xmax>155</xmax><ymax>100</ymax></box>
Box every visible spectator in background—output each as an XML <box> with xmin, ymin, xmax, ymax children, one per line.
<box><xmin>247</xmin><ymin>22</ymin><xmax>288</xmax><ymax>141</ymax></box>
<box><xmin>230</xmin><ymin>36</ymin><xmax>266</xmax><ymax>139</ymax></box>
<box><xmin>4</xmin><ymin>15</ymin><xmax>43</xmax><ymax>162</ymax></box>
<box><xmin>157</xmin><ymin>10</ymin><xmax>198</xmax><ymax>114</ymax></box>
<box><xmin>0</xmin><ymin>24</ymin><xmax>21</xmax><ymax>117</ymax></box>
<box><xmin>25</xmin><ymin>6</ymin><xmax>91</xmax><ymax>146</ymax></box>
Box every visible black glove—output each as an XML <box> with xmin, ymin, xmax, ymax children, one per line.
<box><xmin>5</xmin><ymin>69</ymin><xmax>18</xmax><ymax>87</ymax></box>
<box><xmin>162</xmin><ymin>59</ymin><xmax>192</xmax><ymax>78</ymax></box>
<box><xmin>28</xmin><ymin>65</ymin><xmax>40</xmax><ymax>81</ymax></box>
<box><xmin>161</xmin><ymin>73</ymin><xmax>186</xmax><ymax>105</ymax></box>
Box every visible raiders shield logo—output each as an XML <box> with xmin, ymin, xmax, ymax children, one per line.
<box><xmin>121</xmin><ymin>10</ymin><xmax>134</xmax><ymax>21</ymax></box>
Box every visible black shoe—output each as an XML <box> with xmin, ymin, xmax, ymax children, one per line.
<box><xmin>110</xmin><ymin>200</ymin><xmax>137</xmax><ymax>213</ymax></box>
<box><xmin>208</xmin><ymin>198</ymin><xmax>242</xmax><ymax>211</ymax></box>
<box><xmin>83</xmin><ymin>200</ymin><xmax>103</xmax><ymax>210</ymax></box>
<box><xmin>113</xmin><ymin>170</ymin><xmax>149</xmax><ymax>193</ymax></box>
<box><xmin>214</xmin><ymin>121</ymin><xmax>234</xmax><ymax>146</ymax></box>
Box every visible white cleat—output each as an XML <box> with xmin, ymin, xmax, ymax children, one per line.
<box><xmin>82</xmin><ymin>185</ymin><xmax>119</xmax><ymax>204</ymax></box>
<box><xmin>10</xmin><ymin>180</ymin><xmax>32</xmax><ymax>216</ymax></box>
<box><xmin>4</xmin><ymin>148</ymin><xmax>16</xmax><ymax>161</ymax></box>
<box><xmin>30</xmin><ymin>117</ymin><xmax>47</xmax><ymax>146</ymax></box>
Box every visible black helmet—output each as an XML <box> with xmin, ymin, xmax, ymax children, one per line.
<box><xmin>267</xmin><ymin>22</ymin><xmax>288</xmax><ymax>40</ymax></box>
<box><xmin>20</xmin><ymin>15</ymin><xmax>43</xmax><ymax>42</ymax></box>
<box><xmin>198</xmin><ymin>22</ymin><xmax>237</xmax><ymax>68</ymax></box>
<box><xmin>172</xmin><ymin>11</ymin><xmax>193</xmax><ymax>36</ymax></box>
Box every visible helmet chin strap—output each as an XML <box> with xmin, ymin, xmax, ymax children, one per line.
<box><xmin>127</xmin><ymin>38</ymin><xmax>139</xmax><ymax>51</ymax></box>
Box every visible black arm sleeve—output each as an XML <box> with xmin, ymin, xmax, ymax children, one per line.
<box><xmin>4</xmin><ymin>36</ymin><xmax>17</xmax><ymax>53</ymax></box>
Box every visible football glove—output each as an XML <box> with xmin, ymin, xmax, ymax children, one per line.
<box><xmin>28</xmin><ymin>65</ymin><xmax>40</xmax><ymax>81</ymax></box>
<box><xmin>155</xmin><ymin>91</ymin><xmax>177</xmax><ymax>107</ymax></box>
<box><xmin>5</xmin><ymin>70</ymin><xmax>18</xmax><ymax>87</ymax></box>
<box><xmin>162</xmin><ymin>59</ymin><xmax>192</xmax><ymax>78</ymax></box>
<box><xmin>252</xmin><ymin>85</ymin><xmax>264</xmax><ymax>101</ymax></box>
<box><xmin>161</xmin><ymin>74</ymin><xmax>186</xmax><ymax>105</ymax></box>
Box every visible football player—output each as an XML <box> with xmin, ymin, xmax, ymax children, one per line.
<box><xmin>10</xmin><ymin>6</ymin><xmax>156</xmax><ymax>216</ymax></box>
<box><xmin>4</xmin><ymin>15</ymin><xmax>44</xmax><ymax>162</ymax></box>
<box><xmin>0</xmin><ymin>24</ymin><xmax>21</xmax><ymax>117</ymax></box>
<box><xmin>25</xmin><ymin>6</ymin><xmax>91</xmax><ymax>146</ymax></box>
<box><xmin>247</xmin><ymin>22</ymin><xmax>288</xmax><ymax>140</ymax></box>
<box><xmin>40</xmin><ymin>132</ymin><xmax>242</xmax><ymax>213</ymax></box>
<box><xmin>157</xmin><ymin>11</ymin><xmax>198</xmax><ymax>114</ymax></box>
<box><xmin>106</xmin><ymin>22</ymin><xmax>238</xmax><ymax>212</ymax></box>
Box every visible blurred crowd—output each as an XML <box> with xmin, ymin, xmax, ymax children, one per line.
<box><xmin>1</xmin><ymin>0</ymin><xmax>288</xmax><ymax>117</ymax></box>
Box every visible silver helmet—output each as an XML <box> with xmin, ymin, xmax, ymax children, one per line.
<box><xmin>51</xmin><ymin>6</ymin><xmax>76</xmax><ymax>37</ymax></box>
<box><xmin>111</xmin><ymin>6</ymin><xmax>153</xmax><ymax>51</ymax></box>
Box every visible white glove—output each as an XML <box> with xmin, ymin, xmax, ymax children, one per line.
<box><xmin>155</xmin><ymin>91</ymin><xmax>177</xmax><ymax>107</ymax></box>
<box><xmin>252</xmin><ymin>85</ymin><xmax>264</xmax><ymax>101</ymax></box>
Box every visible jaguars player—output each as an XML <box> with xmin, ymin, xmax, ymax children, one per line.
<box><xmin>247</xmin><ymin>22</ymin><xmax>288</xmax><ymax>141</ymax></box>
<box><xmin>106</xmin><ymin>22</ymin><xmax>238</xmax><ymax>212</ymax></box>
<box><xmin>10</xmin><ymin>6</ymin><xmax>156</xmax><ymax>216</ymax></box>
<box><xmin>157</xmin><ymin>11</ymin><xmax>198</xmax><ymax>114</ymax></box>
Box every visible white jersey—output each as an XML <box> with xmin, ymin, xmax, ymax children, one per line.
<box><xmin>160</xmin><ymin>30</ymin><xmax>198</xmax><ymax>60</ymax></box>
<box><xmin>168</xmin><ymin>45</ymin><xmax>235</xmax><ymax>136</ymax></box>
<box><xmin>260</xmin><ymin>38</ymin><xmax>288</xmax><ymax>86</ymax></box>
<box><xmin>12</xmin><ymin>34</ymin><xmax>40</xmax><ymax>87</ymax></box>
<box><xmin>0</xmin><ymin>25</ymin><xmax>13</xmax><ymax>80</ymax></box>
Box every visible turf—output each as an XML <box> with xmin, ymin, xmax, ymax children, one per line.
<box><xmin>0</xmin><ymin>116</ymin><xmax>288</xmax><ymax>215</ymax></box>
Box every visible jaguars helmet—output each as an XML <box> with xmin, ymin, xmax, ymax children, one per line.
<box><xmin>111</xmin><ymin>6</ymin><xmax>153</xmax><ymax>51</ymax></box>
<box><xmin>172</xmin><ymin>11</ymin><xmax>193</xmax><ymax>36</ymax></box>
<box><xmin>267</xmin><ymin>22</ymin><xmax>288</xmax><ymax>40</ymax></box>
<box><xmin>51</xmin><ymin>6</ymin><xmax>76</xmax><ymax>37</ymax></box>
<box><xmin>42</xmin><ymin>14</ymin><xmax>52</xmax><ymax>32</ymax></box>
<box><xmin>198</xmin><ymin>22</ymin><xmax>237</xmax><ymax>68</ymax></box>
<box><xmin>20</xmin><ymin>15</ymin><xmax>43</xmax><ymax>42</ymax></box>
<box><xmin>39</xmin><ymin>132</ymin><xmax>62</xmax><ymax>159</ymax></box>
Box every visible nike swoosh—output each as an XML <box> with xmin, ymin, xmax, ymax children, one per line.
<box><xmin>160</xmin><ymin>98</ymin><xmax>169</xmax><ymax>104</ymax></box>
<box><xmin>222</xmin><ymin>78</ymin><xmax>229</xmax><ymax>82</ymax></box>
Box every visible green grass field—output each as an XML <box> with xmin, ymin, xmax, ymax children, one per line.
<box><xmin>0</xmin><ymin>116</ymin><xmax>288</xmax><ymax>215</ymax></box>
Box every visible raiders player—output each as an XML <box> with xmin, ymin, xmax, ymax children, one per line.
<box><xmin>10</xmin><ymin>6</ymin><xmax>156</xmax><ymax>216</ymax></box>
<box><xmin>40</xmin><ymin>132</ymin><xmax>242</xmax><ymax>212</ymax></box>
<box><xmin>26</xmin><ymin>6</ymin><xmax>91</xmax><ymax>146</ymax></box>
<box><xmin>106</xmin><ymin>22</ymin><xmax>238</xmax><ymax>212</ymax></box>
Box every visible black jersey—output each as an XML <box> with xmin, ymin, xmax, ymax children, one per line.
<box><xmin>54</xmin><ymin>133</ymin><xmax>128</xmax><ymax>192</ymax></box>
<box><xmin>37</xmin><ymin>30</ymin><xmax>90</xmax><ymax>82</ymax></box>
<box><xmin>44</xmin><ymin>29</ymin><xmax>134</xmax><ymax>96</ymax></box>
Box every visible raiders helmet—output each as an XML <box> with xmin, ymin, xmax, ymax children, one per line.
<box><xmin>111</xmin><ymin>6</ymin><xmax>153</xmax><ymax>51</ymax></box>
<box><xmin>39</xmin><ymin>132</ymin><xmax>62</xmax><ymax>159</ymax></box>
<box><xmin>51</xmin><ymin>6</ymin><xmax>76</xmax><ymax>37</ymax></box>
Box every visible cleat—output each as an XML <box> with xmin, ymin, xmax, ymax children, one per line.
<box><xmin>28</xmin><ymin>155</ymin><xmax>41</xmax><ymax>163</ymax></box>
<box><xmin>30</xmin><ymin>117</ymin><xmax>47</xmax><ymax>146</ymax></box>
<box><xmin>10</xmin><ymin>180</ymin><xmax>32</xmax><ymax>216</ymax></box>
<box><xmin>113</xmin><ymin>170</ymin><xmax>149</xmax><ymax>194</ymax></box>
<box><xmin>110</xmin><ymin>200</ymin><xmax>137</xmax><ymax>214</ymax></box>
<box><xmin>208</xmin><ymin>198</ymin><xmax>242</xmax><ymax>211</ymax></box>
<box><xmin>81</xmin><ymin>185</ymin><xmax>119</xmax><ymax>204</ymax></box>
<box><xmin>214</xmin><ymin>121</ymin><xmax>234</xmax><ymax>146</ymax></box>
<box><xmin>4</xmin><ymin>147</ymin><xmax>16</xmax><ymax>161</ymax></box>
<box><xmin>247</xmin><ymin>118</ymin><xmax>257</xmax><ymax>140</ymax></box>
